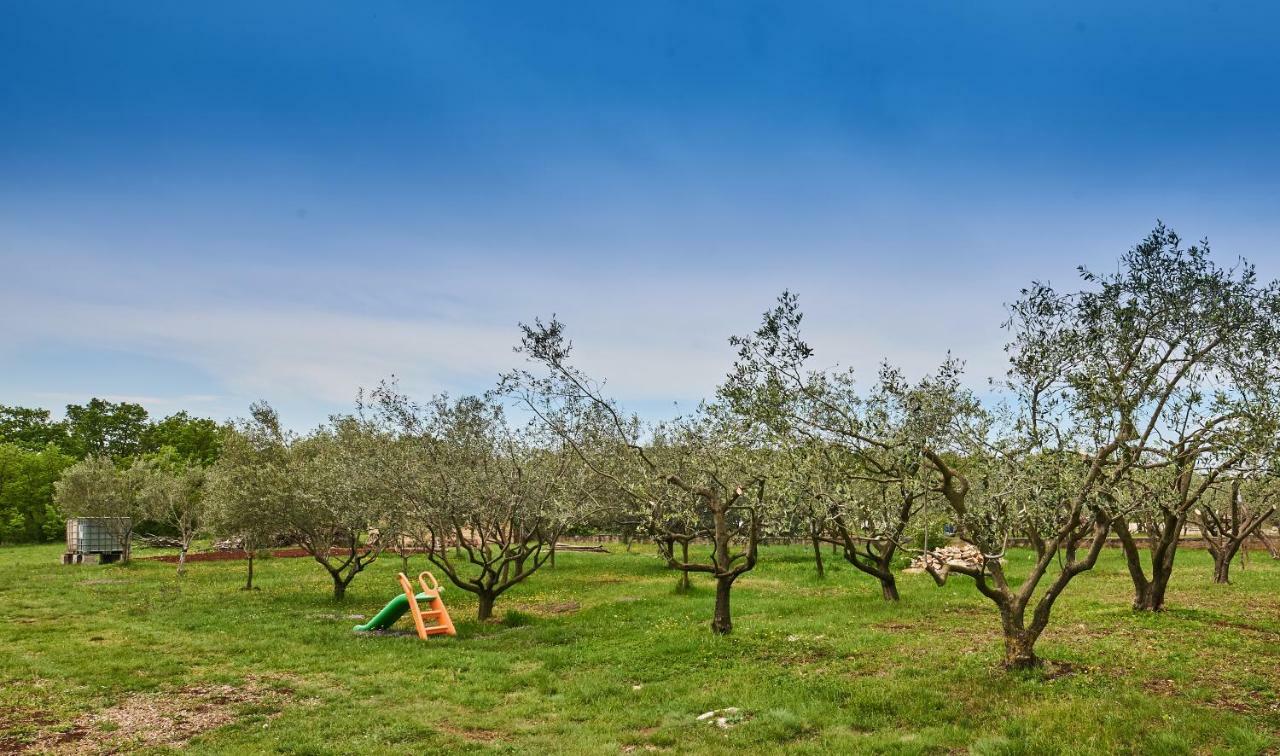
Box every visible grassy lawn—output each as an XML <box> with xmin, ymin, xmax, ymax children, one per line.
<box><xmin>0</xmin><ymin>542</ymin><xmax>1276</xmax><ymax>754</ymax></box>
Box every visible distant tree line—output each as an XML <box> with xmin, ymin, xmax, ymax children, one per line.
<box><xmin>0</xmin><ymin>399</ymin><xmax>221</xmax><ymax>543</ymax></box>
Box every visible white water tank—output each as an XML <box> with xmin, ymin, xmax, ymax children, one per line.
<box><xmin>63</xmin><ymin>517</ymin><xmax>131</xmax><ymax>564</ymax></box>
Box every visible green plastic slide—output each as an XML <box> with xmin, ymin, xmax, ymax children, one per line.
<box><xmin>353</xmin><ymin>592</ymin><xmax>433</xmax><ymax>632</ymax></box>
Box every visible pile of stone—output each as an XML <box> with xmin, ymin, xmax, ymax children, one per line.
<box><xmin>904</xmin><ymin>543</ymin><xmax>991</xmax><ymax>573</ymax></box>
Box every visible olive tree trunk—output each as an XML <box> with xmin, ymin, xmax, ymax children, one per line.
<box><xmin>810</xmin><ymin>531</ymin><xmax>825</xmax><ymax>578</ymax></box>
<box><xmin>477</xmin><ymin>592</ymin><xmax>497</xmax><ymax>621</ymax></box>
<box><xmin>1115</xmin><ymin>514</ymin><xmax>1182</xmax><ymax>612</ymax></box>
<box><xmin>243</xmin><ymin>552</ymin><xmax>255</xmax><ymax>590</ymax></box>
<box><xmin>1211</xmin><ymin>550</ymin><xmax>1236</xmax><ymax>584</ymax></box>
<box><xmin>711</xmin><ymin>577</ymin><xmax>734</xmax><ymax>634</ymax></box>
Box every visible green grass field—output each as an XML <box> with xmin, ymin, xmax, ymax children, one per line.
<box><xmin>1</xmin><ymin>542</ymin><xmax>1276</xmax><ymax>754</ymax></box>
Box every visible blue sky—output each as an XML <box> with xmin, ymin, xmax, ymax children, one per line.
<box><xmin>4</xmin><ymin>1</ymin><xmax>1280</xmax><ymax>428</ymax></box>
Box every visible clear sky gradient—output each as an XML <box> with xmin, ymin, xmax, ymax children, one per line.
<box><xmin>4</xmin><ymin>2</ymin><xmax>1280</xmax><ymax>428</ymax></box>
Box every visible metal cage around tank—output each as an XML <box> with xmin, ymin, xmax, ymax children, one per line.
<box><xmin>63</xmin><ymin>517</ymin><xmax>132</xmax><ymax>564</ymax></box>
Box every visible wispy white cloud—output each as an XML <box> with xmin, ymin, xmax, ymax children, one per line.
<box><xmin>10</xmin><ymin>208</ymin><xmax>1269</xmax><ymax>429</ymax></box>
<box><xmin>0</xmin><ymin>248</ymin><xmax>1019</xmax><ymax>428</ymax></box>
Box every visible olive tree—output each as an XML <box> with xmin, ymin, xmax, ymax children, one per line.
<box><xmin>134</xmin><ymin>454</ymin><xmax>206</xmax><ymax>576</ymax></box>
<box><xmin>369</xmin><ymin>388</ymin><xmax>599</xmax><ymax>621</ymax></box>
<box><xmin>925</xmin><ymin>223</ymin><xmax>1280</xmax><ymax>653</ymax></box>
<box><xmin>1063</xmin><ymin>225</ymin><xmax>1280</xmax><ymax>611</ymax></box>
<box><xmin>205</xmin><ymin>411</ymin><xmax>292</xmax><ymax>590</ymax></box>
<box><xmin>726</xmin><ymin>289</ymin><xmax>1128</xmax><ymax>669</ymax></box>
<box><xmin>206</xmin><ymin>403</ymin><xmax>395</xmax><ymax>600</ymax></box>
<box><xmin>54</xmin><ymin>455</ymin><xmax>144</xmax><ymax>562</ymax></box>
<box><xmin>900</xmin><ymin>224</ymin><xmax>1280</xmax><ymax>656</ymax></box>
<box><xmin>502</xmin><ymin>318</ymin><xmax>771</xmax><ymax>635</ymax></box>
<box><xmin>766</xmin><ymin>448</ymin><xmax>834</xmax><ymax>577</ymax></box>
<box><xmin>645</xmin><ymin>409</ymin><xmax>771</xmax><ymax>632</ymax></box>
<box><xmin>726</xmin><ymin>319</ymin><xmax>942</xmax><ymax>602</ymax></box>
<box><xmin>289</xmin><ymin>415</ymin><xmax>398</xmax><ymax>601</ymax></box>
<box><xmin>1195</xmin><ymin>473</ymin><xmax>1279</xmax><ymax>584</ymax></box>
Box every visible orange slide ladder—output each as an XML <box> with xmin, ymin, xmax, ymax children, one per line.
<box><xmin>398</xmin><ymin>571</ymin><xmax>457</xmax><ymax>639</ymax></box>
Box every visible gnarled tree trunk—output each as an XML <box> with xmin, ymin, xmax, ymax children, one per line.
<box><xmin>329</xmin><ymin>568</ymin><xmax>356</xmax><ymax>601</ymax></box>
<box><xmin>711</xmin><ymin>576</ymin><xmax>735</xmax><ymax>634</ymax></box>
<box><xmin>999</xmin><ymin>605</ymin><xmax>1041</xmax><ymax>669</ymax></box>
<box><xmin>880</xmin><ymin>574</ymin><xmax>900</xmax><ymax>601</ymax></box>
<box><xmin>1211</xmin><ymin>549</ymin><xmax>1236</xmax><ymax>584</ymax></box>
<box><xmin>477</xmin><ymin>592</ymin><xmax>497</xmax><ymax>621</ymax></box>
<box><xmin>837</xmin><ymin>538</ymin><xmax>900</xmax><ymax>602</ymax></box>
<box><xmin>1132</xmin><ymin>567</ymin><xmax>1173</xmax><ymax>612</ymax></box>
<box><xmin>1115</xmin><ymin>513</ymin><xmax>1182</xmax><ymax>612</ymax></box>
<box><xmin>1199</xmin><ymin>482</ymin><xmax>1276</xmax><ymax>585</ymax></box>
<box><xmin>929</xmin><ymin>509</ymin><xmax>1112</xmax><ymax>672</ymax></box>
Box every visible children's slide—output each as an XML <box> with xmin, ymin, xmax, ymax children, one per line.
<box><xmin>353</xmin><ymin>591</ymin><xmax>431</xmax><ymax>632</ymax></box>
<box><xmin>353</xmin><ymin>571</ymin><xmax>457</xmax><ymax>638</ymax></box>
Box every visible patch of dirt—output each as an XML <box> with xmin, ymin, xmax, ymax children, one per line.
<box><xmin>537</xmin><ymin>601</ymin><xmax>581</xmax><ymax>615</ymax></box>
<box><xmin>1038</xmin><ymin>660</ymin><xmax>1093</xmax><ymax>680</ymax></box>
<box><xmin>1209</xmin><ymin>618</ymin><xmax>1280</xmax><ymax>638</ymax></box>
<box><xmin>355</xmin><ymin>628</ymin><xmax>418</xmax><ymax>638</ymax></box>
<box><xmin>143</xmin><ymin>547</ymin><xmax>347</xmax><ymax>563</ymax></box>
<box><xmin>1206</xmin><ymin>696</ymin><xmax>1259</xmax><ymax>715</ymax></box>
<box><xmin>0</xmin><ymin>709</ymin><xmax>57</xmax><ymax>734</ymax></box>
<box><xmin>1144</xmin><ymin>678</ymin><xmax>1181</xmax><ymax>697</ymax></box>
<box><xmin>20</xmin><ymin>678</ymin><xmax>291</xmax><ymax>753</ymax></box>
<box><xmin>434</xmin><ymin>721</ymin><xmax>504</xmax><ymax>743</ymax></box>
<box><xmin>1144</xmin><ymin>671</ymin><xmax>1278</xmax><ymax>716</ymax></box>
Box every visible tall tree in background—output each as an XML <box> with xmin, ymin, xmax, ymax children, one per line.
<box><xmin>0</xmin><ymin>406</ymin><xmax>69</xmax><ymax>451</ymax></box>
<box><xmin>142</xmin><ymin>412</ymin><xmax>224</xmax><ymax>465</ymax></box>
<box><xmin>0</xmin><ymin>443</ymin><xmax>74</xmax><ymax>543</ymax></box>
<box><xmin>63</xmin><ymin>399</ymin><xmax>149</xmax><ymax>459</ymax></box>
<box><xmin>0</xmin><ymin>404</ymin><xmax>222</xmax><ymax>544</ymax></box>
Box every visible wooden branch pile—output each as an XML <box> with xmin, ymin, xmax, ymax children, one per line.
<box><xmin>136</xmin><ymin>534</ymin><xmax>185</xmax><ymax>549</ymax></box>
